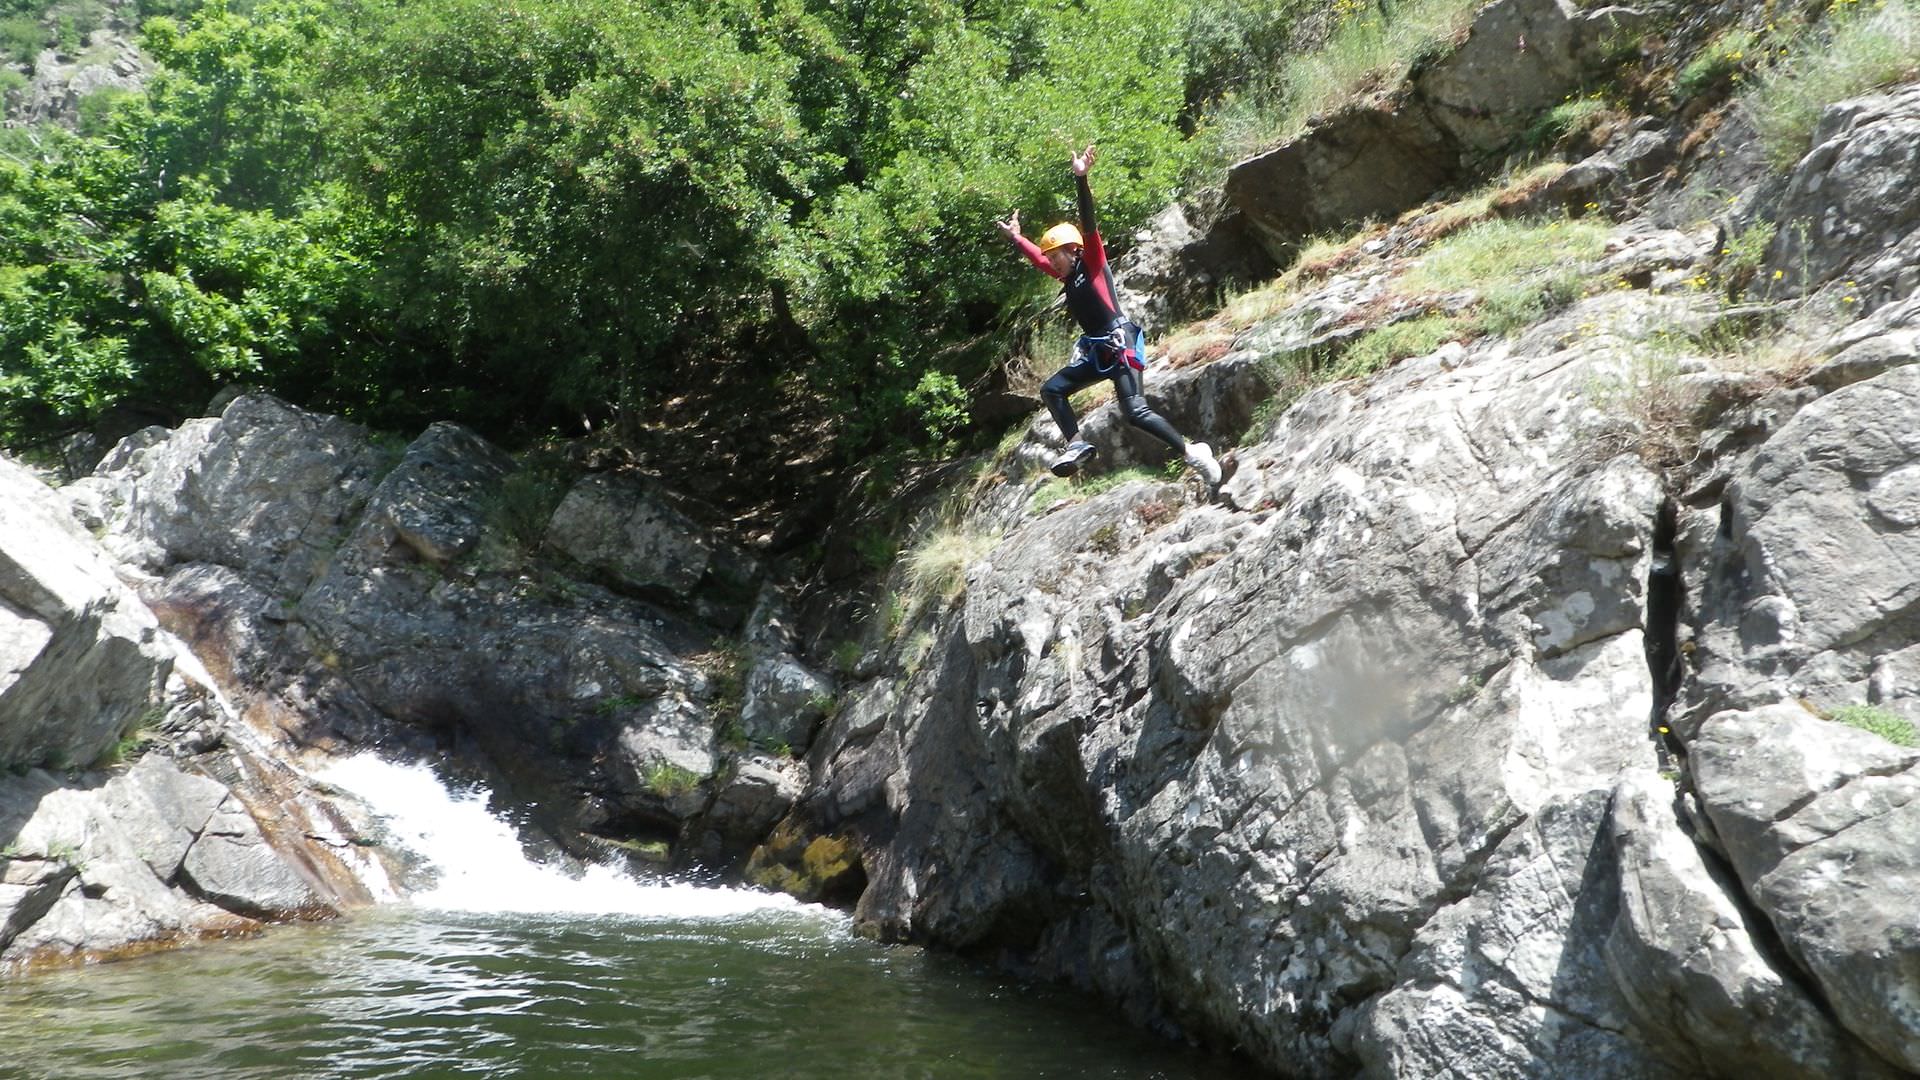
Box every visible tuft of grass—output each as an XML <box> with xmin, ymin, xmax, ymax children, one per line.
<box><xmin>1347</xmin><ymin>216</ymin><xmax>1612</xmax><ymax>359</ymax></box>
<box><xmin>643</xmin><ymin>761</ymin><xmax>701</xmax><ymax>798</ymax></box>
<box><xmin>1488</xmin><ymin>161</ymin><xmax>1572</xmax><ymax>215</ymax></box>
<box><xmin>0</xmin><ymin>15</ymin><xmax>49</xmax><ymax>66</ymax></box>
<box><xmin>89</xmin><ymin>723</ymin><xmax>157</xmax><ymax>771</ymax></box>
<box><xmin>1399</xmin><ymin>217</ymin><xmax>1611</xmax><ymax>297</ymax></box>
<box><xmin>695</xmin><ymin>638</ymin><xmax>749</xmax><ymax>728</ymax></box>
<box><xmin>45</xmin><ymin>839</ymin><xmax>85</xmax><ymax>871</ymax></box>
<box><xmin>1829</xmin><ymin>703</ymin><xmax>1918</xmax><ymax>747</ymax></box>
<box><xmin>1291</xmin><ymin>226</ymin><xmax>1386</xmax><ymax>279</ymax></box>
<box><xmin>1029</xmin><ymin>478</ymin><xmax>1077</xmax><ymax>514</ymax></box>
<box><xmin>1477</xmin><ymin>269</ymin><xmax>1588</xmax><ymax>337</ymax></box>
<box><xmin>880</xmin><ymin>591</ymin><xmax>909</xmax><ymax>637</ymax></box>
<box><xmin>1240</xmin><ymin>368</ymin><xmax>1309</xmax><ymax>443</ymax></box>
<box><xmin>853</xmin><ymin>531</ymin><xmax>897</xmax><ymax>574</ymax></box>
<box><xmin>1748</xmin><ymin>0</ymin><xmax>1920</xmax><ymax>169</ymax></box>
<box><xmin>903</xmin><ymin>523</ymin><xmax>1001</xmax><ymax>611</ymax></box>
<box><xmin>1006</xmin><ymin>317</ymin><xmax>1082</xmax><ymax>399</ymax></box>
<box><xmin>486</xmin><ymin>451</ymin><xmax>574</xmax><ymax>555</ymax></box>
<box><xmin>1718</xmin><ymin>219</ymin><xmax>1778</xmax><ymax>290</ymax></box>
<box><xmin>1523</xmin><ymin>93</ymin><xmax>1627</xmax><ymax>150</ymax></box>
<box><xmin>1028</xmin><ymin>465</ymin><xmax>1164</xmax><ymax>514</ymax></box>
<box><xmin>1335</xmin><ymin>313</ymin><xmax>1469</xmax><ymax>378</ymax></box>
<box><xmin>829</xmin><ymin>638</ymin><xmax>863</xmax><ymax>675</ymax></box>
<box><xmin>1077</xmin><ymin>466</ymin><xmax>1163</xmax><ymax>499</ymax></box>
<box><xmin>1276</xmin><ymin>0</ymin><xmax>1482</xmax><ymax>141</ymax></box>
<box><xmin>805</xmin><ymin>690</ymin><xmax>840</xmax><ymax>721</ymax></box>
<box><xmin>1191</xmin><ymin>0</ymin><xmax>1483</xmax><ymax>171</ymax></box>
<box><xmin>901</xmin><ymin>629</ymin><xmax>936</xmax><ymax>678</ymax></box>
<box><xmin>1585</xmin><ymin>352</ymin><xmax>1703</xmax><ymax>471</ymax></box>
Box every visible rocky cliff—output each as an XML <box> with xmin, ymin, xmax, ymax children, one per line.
<box><xmin>4</xmin><ymin>0</ymin><xmax>1920</xmax><ymax>1075</ymax></box>
<box><xmin>782</xmin><ymin>1</ymin><xmax>1920</xmax><ymax>1074</ymax></box>
<box><xmin>0</xmin><ymin>448</ymin><xmax>388</xmax><ymax>969</ymax></box>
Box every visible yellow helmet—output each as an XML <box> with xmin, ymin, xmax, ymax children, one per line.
<box><xmin>1038</xmin><ymin>222</ymin><xmax>1083</xmax><ymax>253</ymax></box>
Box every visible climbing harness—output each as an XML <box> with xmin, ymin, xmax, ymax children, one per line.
<box><xmin>1074</xmin><ymin>320</ymin><xmax>1147</xmax><ymax>374</ymax></box>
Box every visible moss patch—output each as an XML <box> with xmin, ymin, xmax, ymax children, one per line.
<box><xmin>745</xmin><ymin>817</ymin><xmax>866</xmax><ymax>904</ymax></box>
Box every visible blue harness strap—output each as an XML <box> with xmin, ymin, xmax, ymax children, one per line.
<box><xmin>1074</xmin><ymin>320</ymin><xmax>1147</xmax><ymax>374</ymax></box>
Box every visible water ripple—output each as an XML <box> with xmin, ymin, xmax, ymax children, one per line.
<box><xmin>0</xmin><ymin>909</ymin><xmax>1238</xmax><ymax>1079</ymax></box>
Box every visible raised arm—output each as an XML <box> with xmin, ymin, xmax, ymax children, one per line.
<box><xmin>998</xmin><ymin>207</ymin><xmax>1061</xmax><ymax>278</ymax></box>
<box><xmin>1072</xmin><ymin>144</ymin><xmax>1099</xmax><ymax>239</ymax></box>
<box><xmin>1070</xmin><ymin>144</ymin><xmax>1107</xmax><ymax>273</ymax></box>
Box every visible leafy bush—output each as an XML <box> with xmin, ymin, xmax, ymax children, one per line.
<box><xmin>1184</xmin><ymin>0</ymin><xmax>1311</xmax><ymax>108</ymax></box>
<box><xmin>642</xmin><ymin>761</ymin><xmax>701</xmax><ymax>798</ymax></box>
<box><xmin>48</xmin><ymin>0</ymin><xmax>107</xmax><ymax>53</ymax></box>
<box><xmin>905</xmin><ymin>371</ymin><xmax>970</xmax><ymax>451</ymax></box>
<box><xmin>2</xmin><ymin>0</ymin><xmax>1193</xmax><ymax>461</ymax></box>
<box><xmin>0</xmin><ymin>13</ymin><xmax>47</xmax><ymax>65</ymax></box>
<box><xmin>0</xmin><ymin>2</ymin><xmax>379</xmax><ymax>444</ymax></box>
<box><xmin>74</xmin><ymin>85</ymin><xmax>132</xmax><ymax>136</ymax></box>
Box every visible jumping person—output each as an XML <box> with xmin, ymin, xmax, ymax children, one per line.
<box><xmin>997</xmin><ymin>144</ymin><xmax>1221</xmax><ymax>485</ymax></box>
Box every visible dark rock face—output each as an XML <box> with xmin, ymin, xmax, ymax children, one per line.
<box><xmin>1114</xmin><ymin>200</ymin><xmax>1280</xmax><ymax>332</ymax></box>
<box><xmin>1226</xmin><ymin>102</ymin><xmax>1465</xmax><ymax>262</ymax></box>
<box><xmin>68</xmin><ymin>393</ymin><xmax>780</xmax><ymax>870</ymax></box>
<box><xmin>546</xmin><ymin>471</ymin><xmax>713</xmax><ymax>594</ymax></box>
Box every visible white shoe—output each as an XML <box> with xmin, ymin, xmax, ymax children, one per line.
<box><xmin>1185</xmin><ymin>441</ymin><xmax>1222</xmax><ymax>486</ymax></box>
<box><xmin>1050</xmin><ymin>440</ymin><xmax>1096</xmax><ymax>477</ymax></box>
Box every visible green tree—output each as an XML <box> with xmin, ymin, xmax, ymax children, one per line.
<box><xmin>3</xmin><ymin>0</ymin><xmax>1195</xmax><ymax>457</ymax></box>
<box><xmin>0</xmin><ymin>2</ymin><xmax>374</xmax><ymax>445</ymax></box>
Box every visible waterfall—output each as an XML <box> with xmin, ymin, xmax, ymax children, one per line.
<box><xmin>318</xmin><ymin>754</ymin><xmax>829</xmax><ymax>921</ymax></box>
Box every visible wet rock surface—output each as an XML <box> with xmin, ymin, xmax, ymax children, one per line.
<box><xmin>0</xmin><ymin>500</ymin><xmax>368</xmax><ymax>969</ymax></box>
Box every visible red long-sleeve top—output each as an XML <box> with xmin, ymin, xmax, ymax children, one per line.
<box><xmin>1013</xmin><ymin>174</ymin><xmax>1140</xmax><ymax>369</ymax></box>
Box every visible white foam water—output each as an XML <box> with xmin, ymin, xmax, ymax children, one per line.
<box><xmin>318</xmin><ymin>753</ymin><xmax>828</xmax><ymax>921</ymax></box>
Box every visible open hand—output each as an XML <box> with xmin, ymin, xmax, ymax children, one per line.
<box><xmin>1071</xmin><ymin>143</ymin><xmax>1097</xmax><ymax>176</ymax></box>
<box><xmin>995</xmin><ymin>208</ymin><xmax>1021</xmax><ymax>238</ymax></box>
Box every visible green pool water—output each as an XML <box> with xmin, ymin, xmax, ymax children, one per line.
<box><xmin>0</xmin><ymin>906</ymin><xmax>1244</xmax><ymax>1079</ymax></box>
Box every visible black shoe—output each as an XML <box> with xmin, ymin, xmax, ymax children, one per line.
<box><xmin>1050</xmin><ymin>440</ymin><xmax>1096</xmax><ymax>477</ymax></box>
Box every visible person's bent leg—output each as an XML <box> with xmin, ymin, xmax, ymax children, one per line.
<box><xmin>1042</xmin><ymin>358</ymin><xmax>1104</xmax><ymax>476</ymax></box>
<box><xmin>1040</xmin><ymin>368</ymin><xmax>1085</xmax><ymax>441</ymax></box>
<box><xmin>1111</xmin><ymin>367</ymin><xmax>1185</xmax><ymax>451</ymax></box>
<box><xmin>1113</xmin><ymin>367</ymin><xmax>1222</xmax><ymax>485</ymax></box>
